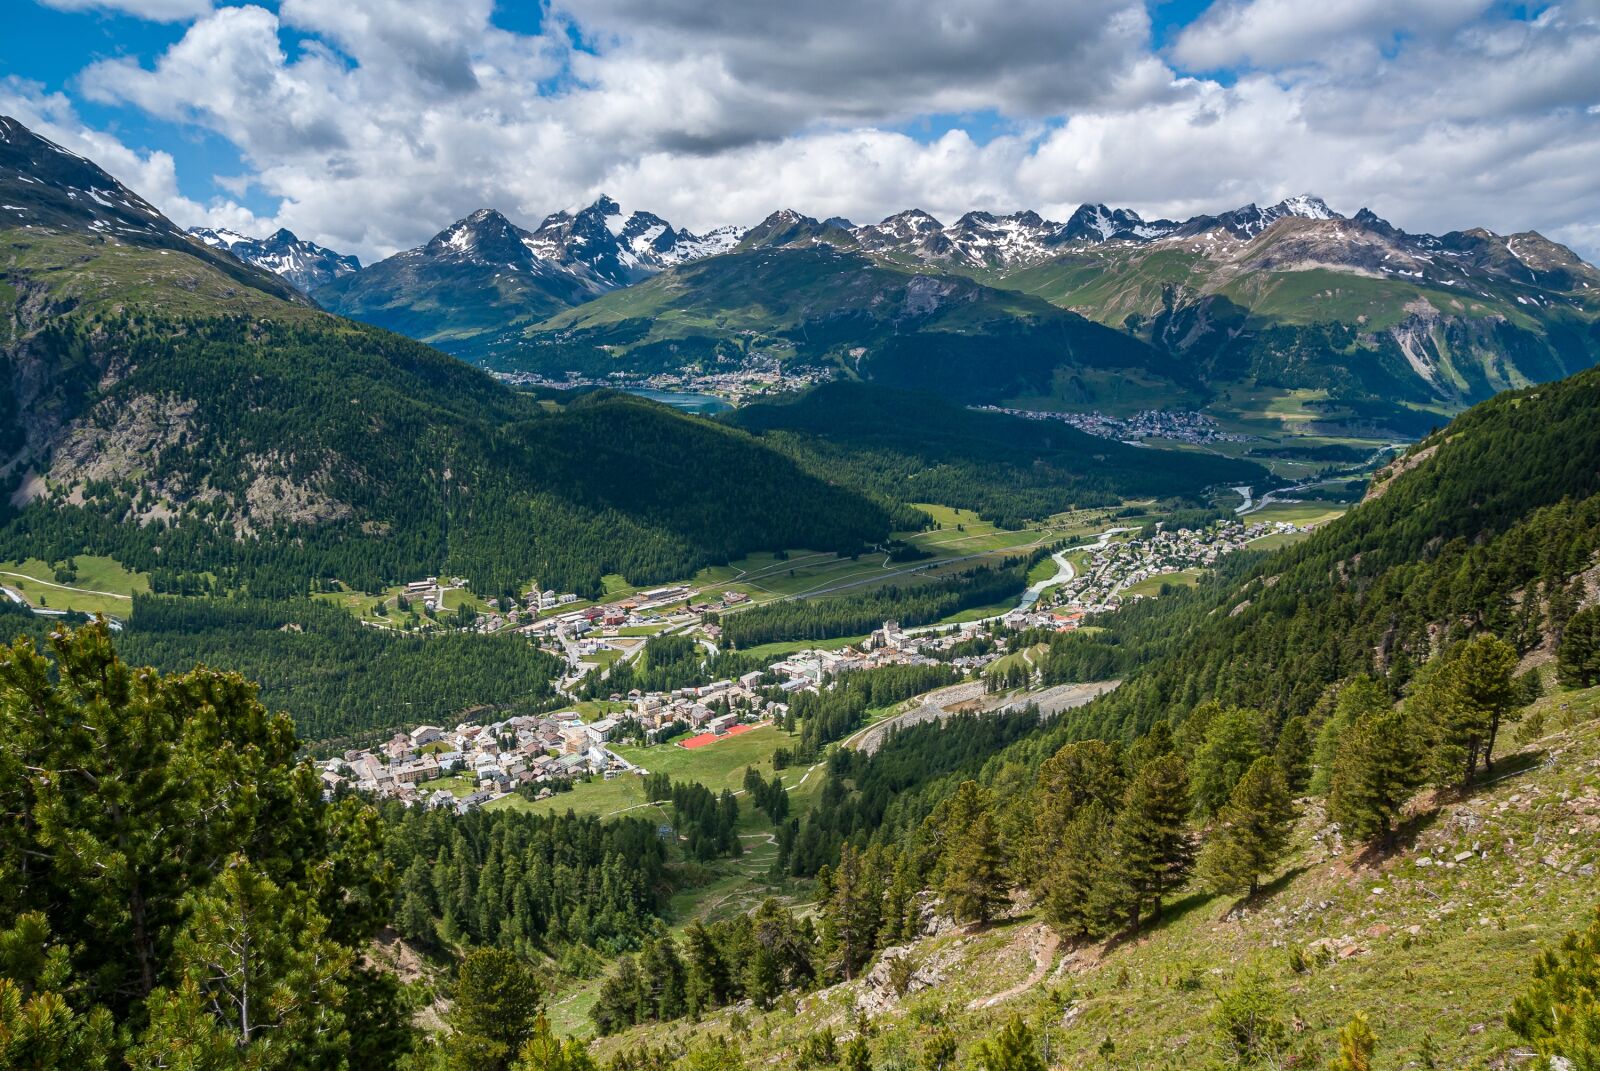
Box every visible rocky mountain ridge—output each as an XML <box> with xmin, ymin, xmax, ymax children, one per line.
<box><xmin>189</xmin><ymin>225</ymin><xmax>361</xmax><ymax>292</ymax></box>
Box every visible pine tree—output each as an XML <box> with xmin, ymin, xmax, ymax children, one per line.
<box><xmin>970</xmin><ymin>1014</ymin><xmax>1045</xmax><ymax>1071</ymax></box>
<box><xmin>1559</xmin><ymin>605</ymin><xmax>1600</xmax><ymax>687</ymax></box>
<box><xmin>152</xmin><ymin>856</ymin><xmax>353</xmax><ymax>1065</ymax></box>
<box><xmin>683</xmin><ymin>920</ymin><xmax>730</xmax><ymax>1016</ymax></box>
<box><xmin>1190</xmin><ymin>707</ymin><xmax>1267</xmax><ymax>818</ymax></box>
<box><xmin>1030</xmin><ymin>740</ymin><xmax>1124</xmax><ymax>877</ymax></box>
<box><xmin>1413</xmin><ymin>635</ymin><xmax>1519</xmax><ymax>788</ymax></box>
<box><xmin>1329</xmin><ymin>707</ymin><xmax>1421</xmax><ymax>852</ymax></box>
<box><xmin>1211</xmin><ymin>964</ymin><xmax>1288</xmax><ymax>1068</ymax></box>
<box><xmin>842</xmin><ymin>1034</ymin><xmax>872</xmax><ymax>1071</ymax></box>
<box><xmin>1106</xmin><ymin>754</ymin><xmax>1193</xmax><ymax>929</ymax></box>
<box><xmin>516</xmin><ymin>1013</ymin><xmax>598</xmax><ymax>1071</ymax></box>
<box><xmin>639</xmin><ymin>936</ymin><xmax>687</xmax><ymax>1021</ymax></box>
<box><xmin>1508</xmin><ymin>903</ymin><xmax>1600</xmax><ymax>1069</ymax></box>
<box><xmin>1311</xmin><ymin>676</ymin><xmax>1389</xmax><ymax>795</ymax></box>
<box><xmin>919</xmin><ymin>1027</ymin><xmax>958</xmax><ymax>1071</ymax></box>
<box><xmin>1197</xmin><ymin>757</ymin><xmax>1296</xmax><ymax>897</ymax></box>
<box><xmin>1328</xmin><ymin>1013</ymin><xmax>1376</xmax><ymax>1071</ymax></box>
<box><xmin>591</xmin><ymin>955</ymin><xmax>644</xmax><ymax>1035</ymax></box>
<box><xmin>0</xmin><ymin>622</ymin><xmax>407</xmax><ymax>1068</ymax></box>
<box><xmin>938</xmin><ymin>787</ymin><xmax>1009</xmax><ymax>926</ymax></box>
<box><xmin>0</xmin><ymin>916</ymin><xmax>115</xmax><ymax>1069</ymax></box>
<box><xmin>1273</xmin><ymin>715</ymin><xmax>1312</xmax><ymax>795</ymax></box>
<box><xmin>822</xmin><ymin>845</ymin><xmax>882</xmax><ymax>980</ymax></box>
<box><xmin>1040</xmin><ymin>800</ymin><xmax>1116</xmax><ymax>940</ymax></box>
<box><xmin>449</xmin><ymin>948</ymin><xmax>543</xmax><ymax>1070</ymax></box>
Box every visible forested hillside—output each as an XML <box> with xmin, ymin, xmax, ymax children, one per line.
<box><xmin>121</xmin><ymin>596</ymin><xmax>567</xmax><ymax>746</ymax></box>
<box><xmin>727</xmin><ymin>382</ymin><xmax>1263</xmax><ymax>526</ymax></box>
<box><xmin>506</xmin><ymin>246</ymin><xmax>1185</xmax><ymax>405</ymax></box>
<box><xmin>1033</xmin><ymin>364</ymin><xmax>1600</xmax><ymax>741</ymax></box>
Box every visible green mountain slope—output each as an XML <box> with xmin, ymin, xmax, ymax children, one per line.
<box><xmin>725</xmin><ymin>381</ymin><xmax>1265</xmax><ymax>525</ymax></box>
<box><xmin>311</xmin><ymin>247</ymin><xmax>593</xmax><ymax>353</ymax></box>
<box><xmin>0</xmin><ymin>118</ymin><xmax>894</xmax><ymax>600</ymax></box>
<box><xmin>1000</xmin><ymin>215</ymin><xmax>1600</xmax><ymax>434</ymax></box>
<box><xmin>1037</xmin><ymin>361</ymin><xmax>1600</xmax><ymax>740</ymax></box>
<box><xmin>568</xmin><ymin>359</ymin><xmax>1600</xmax><ymax>1071</ymax></box>
<box><xmin>500</xmin><ymin>246</ymin><xmax>1190</xmax><ymax>406</ymax></box>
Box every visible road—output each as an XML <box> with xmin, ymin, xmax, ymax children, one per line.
<box><xmin>904</xmin><ymin>525</ymin><xmax>1136</xmax><ymax>634</ymax></box>
<box><xmin>0</xmin><ymin>569</ymin><xmax>132</xmax><ymax>601</ymax></box>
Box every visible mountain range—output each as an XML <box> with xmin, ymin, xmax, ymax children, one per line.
<box><xmin>512</xmin><ymin>198</ymin><xmax>1599</xmax><ymax>435</ymax></box>
<box><xmin>179</xmin><ymin>174</ymin><xmax>1600</xmax><ymax>442</ymax></box>
<box><xmin>179</xmin><ymin>184</ymin><xmax>1595</xmax><ymax>438</ymax></box>
<box><xmin>0</xmin><ymin>114</ymin><xmax>1247</xmax><ymax>601</ymax></box>
<box><xmin>308</xmin><ymin>197</ymin><xmax>739</xmax><ymax>352</ymax></box>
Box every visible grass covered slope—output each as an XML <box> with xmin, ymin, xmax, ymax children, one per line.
<box><xmin>312</xmin><ymin>245</ymin><xmax>596</xmax><ymax>354</ymax></box>
<box><xmin>593</xmin><ymin>687</ymin><xmax>1600</xmax><ymax>1071</ymax></box>
<box><xmin>726</xmin><ymin>382</ymin><xmax>1265</xmax><ymax>525</ymax></box>
<box><xmin>502</xmin><ymin>246</ymin><xmax>1186</xmax><ymax>405</ymax></box>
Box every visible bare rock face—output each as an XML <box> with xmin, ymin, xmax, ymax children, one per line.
<box><xmin>854</xmin><ymin>945</ymin><xmax>946</xmax><ymax>1017</ymax></box>
<box><xmin>242</xmin><ymin>457</ymin><xmax>354</xmax><ymax>530</ymax></box>
<box><xmin>41</xmin><ymin>392</ymin><xmax>196</xmax><ymax>501</ymax></box>
<box><xmin>31</xmin><ymin>392</ymin><xmax>353</xmax><ymax>533</ymax></box>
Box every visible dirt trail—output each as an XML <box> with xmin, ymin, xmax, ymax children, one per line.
<box><xmin>968</xmin><ymin>926</ymin><xmax>1061</xmax><ymax>1009</ymax></box>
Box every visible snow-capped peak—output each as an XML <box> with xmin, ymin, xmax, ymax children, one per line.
<box><xmin>186</xmin><ymin>223</ymin><xmax>361</xmax><ymax>293</ymax></box>
<box><xmin>191</xmin><ymin>226</ymin><xmax>254</xmax><ymax>248</ymax></box>
<box><xmin>1274</xmin><ymin>194</ymin><xmax>1337</xmax><ymax>221</ymax></box>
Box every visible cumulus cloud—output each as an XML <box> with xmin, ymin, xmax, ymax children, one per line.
<box><xmin>1169</xmin><ymin>0</ymin><xmax>1490</xmax><ymax>71</ymax></box>
<box><xmin>559</xmin><ymin>0</ymin><xmax>1168</xmax><ymax>125</ymax></box>
<box><xmin>36</xmin><ymin>0</ymin><xmax>210</xmax><ymax>22</ymax></box>
<box><xmin>39</xmin><ymin>0</ymin><xmax>1600</xmax><ymax>263</ymax></box>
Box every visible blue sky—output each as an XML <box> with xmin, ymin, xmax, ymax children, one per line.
<box><xmin>4</xmin><ymin>0</ymin><xmax>1598</xmax><ymax>262</ymax></box>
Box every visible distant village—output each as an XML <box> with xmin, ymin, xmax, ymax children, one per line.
<box><xmin>1001</xmin><ymin>517</ymin><xmax>1304</xmax><ymax>630</ymax></box>
<box><xmin>332</xmin><ymin>516</ymin><xmax>1313</xmax><ymax>813</ymax></box>
<box><xmin>971</xmin><ymin>405</ymin><xmax>1255</xmax><ymax>445</ymax></box>
<box><xmin>491</xmin><ymin>355</ymin><xmax>828</xmax><ymax>406</ymax></box>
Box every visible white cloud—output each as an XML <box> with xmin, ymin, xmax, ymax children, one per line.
<box><xmin>39</xmin><ymin>0</ymin><xmax>1600</xmax><ymax>264</ymax></box>
<box><xmin>1170</xmin><ymin>0</ymin><xmax>1490</xmax><ymax>71</ymax></box>
<box><xmin>35</xmin><ymin>0</ymin><xmax>211</xmax><ymax>22</ymax></box>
